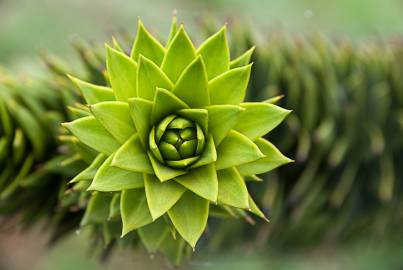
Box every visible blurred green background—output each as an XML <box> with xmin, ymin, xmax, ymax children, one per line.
<box><xmin>1</xmin><ymin>0</ymin><xmax>403</xmax><ymax>269</ymax></box>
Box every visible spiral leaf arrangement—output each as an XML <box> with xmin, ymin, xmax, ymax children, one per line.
<box><xmin>62</xmin><ymin>17</ymin><xmax>291</xmax><ymax>249</ymax></box>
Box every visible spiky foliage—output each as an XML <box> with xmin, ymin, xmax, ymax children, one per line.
<box><xmin>0</xmin><ymin>68</ymin><xmax>85</xmax><ymax>241</ymax></box>
<box><xmin>62</xmin><ymin>17</ymin><xmax>291</xmax><ymax>253</ymax></box>
<box><xmin>207</xmin><ymin>29</ymin><xmax>403</xmax><ymax>249</ymax></box>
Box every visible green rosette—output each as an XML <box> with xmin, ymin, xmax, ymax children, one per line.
<box><xmin>63</xmin><ymin>17</ymin><xmax>291</xmax><ymax>251</ymax></box>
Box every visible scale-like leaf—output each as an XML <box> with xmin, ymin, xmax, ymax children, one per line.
<box><xmin>112</xmin><ymin>134</ymin><xmax>153</xmax><ymax>174</ymax></box>
<box><xmin>161</xmin><ymin>26</ymin><xmax>196</xmax><ymax>83</ymax></box>
<box><xmin>137</xmin><ymin>55</ymin><xmax>173</xmax><ymax>100</ymax></box>
<box><xmin>151</xmin><ymin>88</ymin><xmax>189</xmax><ymax>124</ymax></box>
<box><xmin>168</xmin><ymin>191</ymin><xmax>209</xmax><ymax>248</ymax></box>
<box><xmin>173</xmin><ymin>56</ymin><xmax>209</xmax><ymax>108</ymax></box>
<box><xmin>62</xmin><ymin>116</ymin><xmax>120</xmax><ymax>155</ymax></box>
<box><xmin>216</xmin><ymin>130</ymin><xmax>264</xmax><ymax>170</ymax></box>
<box><xmin>138</xmin><ymin>218</ymin><xmax>170</xmax><ymax>253</ymax></box>
<box><xmin>238</xmin><ymin>138</ymin><xmax>293</xmax><ymax>175</ymax></box>
<box><xmin>89</xmin><ymin>154</ymin><xmax>144</xmax><ymax>192</ymax></box>
<box><xmin>121</xmin><ymin>189</ymin><xmax>153</xmax><ymax>236</ymax></box>
<box><xmin>209</xmin><ymin>65</ymin><xmax>252</xmax><ymax>105</ymax></box>
<box><xmin>69</xmin><ymin>75</ymin><xmax>114</xmax><ymax>104</ymax></box>
<box><xmin>145</xmin><ymin>174</ymin><xmax>185</xmax><ymax>220</ymax></box>
<box><xmin>174</xmin><ymin>164</ymin><xmax>218</xmax><ymax>202</ymax></box>
<box><xmin>230</xmin><ymin>47</ymin><xmax>255</xmax><ymax>69</ymax></box>
<box><xmin>128</xmin><ymin>97</ymin><xmax>153</xmax><ymax>147</ymax></box>
<box><xmin>234</xmin><ymin>102</ymin><xmax>291</xmax><ymax>140</ymax></box>
<box><xmin>91</xmin><ymin>101</ymin><xmax>135</xmax><ymax>143</ymax></box>
<box><xmin>206</xmin><ymin>105</ymin><xmax>244</xmax><ymax>145</ymax></box>
<box><xmin>217</xmin><ymin>167</ymin><xmax>249</xmax><ymax>208</ymax></box>
<box><xmin>197</xmin><ymin>26</ymin><xmax>230</xmax><ymax>79</ymax></box>
<box><xmin>106</xmin><ymin>45</ymin><xmax>138</xmax><ymax>101</ymax></box>
<box><xmin>131</xmin><ymin>20</ymin><xmax>165</xmax><ymax>65</ymax></box>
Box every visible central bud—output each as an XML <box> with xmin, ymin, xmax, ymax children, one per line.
<box><xmin>149</xmin><ymin>115</ymin><xmax>205</xmax><ymax>169</ymax></box>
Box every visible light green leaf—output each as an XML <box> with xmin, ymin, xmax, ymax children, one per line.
<box><xmin>128</xmin><ymin>97</ymin><xmax>153</xmax><ymax>147</ymax></box>
<box><xmin>205</xmin><ymin>105</ymin><xmax>244</xmax><ymax>145</ymax></box>
<box><xmin>121</xmin><ymin>189</ymin><xmax>153</xmax><ymax>236</ymax></box>
<box><xmin>177</xmin><ymin>108</ymin><xmax>208</xmax><ymax>134</ymax></box>
<box><xmin>145</xmin><ymin>174</ymin><xmax>185</xmax><ymax>220</ymax></box>
<box><xmin>189</xmin><ymin>136</ymin><xmax>217</xmax><ymax>169</ymax></box>
<box><xmin>89</xmin><ymin>154</ymin><xmax>144</xmax><ymax>192</ymax></box>
<box><xmin>230</xmin><ymin>46</ymin><xmax>255</xmax><ymax>69</ymax></box>
<box><xmin>106</xmin><ymin>45</ymin><xmax>138</xmax><ymax>101</ymax></box>
<box><xmin>215</xmin><ymin>130</ymin><xmax>264</xmax><ymax>170</ymax></box>
<box><xmin>161</xmin><ymin>26</ymin><xmax>196</xmax><ymax>83</ymax></box>
<box><xmin>174</xmin><ymin>164</ymin><xmax>218</xmax><ymax>202</ymax></box>
<box><xmin>166</xmin><ymin>15</ymin><xmax>178</xmax><ymax>47</ymax></box>
<box><xmin>68</xmin><ymin>75</ymin><xmax>115</xmax><ymax>104</ymax></box>
<box><xmin>234</xmin><ymin>102</ymin><xmax>291</xmax><ymax>140</ymax></box>
<box><xmin>136</xmin><ymin>55</ymin><xmax>173</xmax><ymax>101</ymax></box>
<box><xmin>138</xmin><ymin>218</ymin><xmax>170</xmax><ymax>253</ymax></box>
<box><xmin>168</xmin><ymin>191</ymin><xmax>209</xmax><ymax>248</ymax></box>
<box><xmin>151</xmin><ymin>88</ymin><xmax>189</xmax><ymax>124</ymax></box>
<box><xmin>62</xmin><ymin>116</ymin><xmax>120</xmax><ymax>155</ymax></box>
<box><xmin>238</xmin><ymin>138</ymin><xmax>293</xmax><ymax>175</ymax></box>
<box><xmin>197</xmin><ymin>26</ymin><xmax>230</xmax><ymax>79</ymax></box>
<box><xmin>112</xmin><ymin>134</ymin><xmax>153</xmax><ymax>174</ymax></box>
<box><xmin>217</xmin><ymin>167</ymin><xmax>249</xmax><ymax>209</ymax></box>
<box><xmin>91</xmin><ymin>101</ymin><xmax>135</xmax><ymax>144</ymax></box>
<box><xmin>70</xmin><ymin>153</ymin><xmax>107</xmax><ymax>183</ymax></box>
<box><xmin>130</xmin><ymin>20</ymin><xmax>165</xmax><ymax>65</ymax></box>
<box><xmin>209</xmin><ymin>64</ymin><xmax>252</xmax><ymax>105</ymax></box>
<box><xmin>81</xmin><ymin>192</ymin><xmax>111</xmax><ymax>226</ymax></box>
<box><xmin>173</xmin><ymin>56</ymin><xmax>209</xmax><ymax>108</ymax></box>
<box><xmin>148</xmin><ymin>151</ymin><xmax>187</xmax><ymax>182</ymax></box>
<box><xmin>248</xmin><ymin>195</ymin><xmax>269</xmax><ymax>222</ymax></box>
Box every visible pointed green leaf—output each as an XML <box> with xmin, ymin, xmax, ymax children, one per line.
<box><xmin>161</xmin><ymin>26</ymin><xmax>196</xmax><ymax>83</ymax></box>
<box><xmin>197</xmin><ymin>26</ymin><xmax>230</xmax><ymax>79</ymax></box>
<box><xmin>230</xmin><ymin>47</ymin><xmax>255</xmax><ymax>69</ymax></box>
<box><xmin>68</xmin><ymin>75</ymin><xmax>114</xmax><ymax>104</ymax></box>
<box><xmin>89</xmin><ymin>154</ymin><xmax>144</xmax><ymax>192</ymax></box>
<box><xmin>81</xmin><ymin>192</ymin><xmax>111</xmax><ymax>226</ymax></box>
<box><xmin>148</xmin><ymin>151</ymin><xmax>187</xmax><ymax>182</ymax></box>
<box><xmin>248</xmin><ymin>195</ymin><xmax>269</xmax><ymax>222</ymax></box>
<box><xmin>189</xmin><ymin>136</ymin><xmax>217</xmax><ymax>169</ymax></box>
<box><xmin>62</xmin><ymin>116</ymin><xmax>120</xmax><ymax>155</ymax></box>
<box><xmin>234</xmin><ymin>102</ymin><xmax>291</xmax><ymax>140</ymax></box>
<box><xmin>168</xmin><ymin>191</ymin><xmax>209</xmax><ymax>248</ymax></box>
<box><xmin>209</xmin><ymin>64</ymin><xmax>252</xmax><ymax>105</ymax></box>
<box><xmin>128</xmin><ymin>97</ymin><xmax>153</xmax><ymax>147</ymax></box>
<box><xmin>173</xmin><ymin>56</ymin><xmax>209</xmax><ymax>108</ymax></box>
<box><xmin>217</xmin><ymin>167</ymin><xmax>249</xmax><ymax>209</ymax></box>
<box><xmin>91</xmin><ymin>101</ymin><xmax>135</xmax><ymax>144</ymax></box>
<box><xmin>166</xmin><ymin>15</ymin><xmax>178</xmax><ymax>47</ymax></box>
<box><xmin>216</xmin><ymin>130</ymin><xmax>264</xmax><ymax>170</ymax></box>
<box><xmin>145</xmin><ymin>174</ymin><xmax>185</xmax><ymax>220</ymax></box>
<box><xmin>174</xmin><ymin>164</ymin><xmax>218</xmax><ymax>202</ymax></box>
<box><xmin>238</xmin><ymin>138</ymin><xmax>293</xmax><ymax>175</ymax></box>
<box><xmin>206</xmin><ymin>105</ymin><xmax>244</xmax><ymax>145</ymax></box>
<box><xmin>177</xmin><ymin>108</ymin><xmax>208</xmax><ymax>134</ymax></box>
<box><xmin>131</xmin><ymin>20</ymin><xmax>165</xmax><ymax>65</ymax></box>
<box><xmin>151</xmin><ymin>88</ymin><xmax>189</xmax><ymax>124</ymax></box>
<box><xmin>112</xmin><ymin>134</ymin><xmax>153</xmax><ymax>174</ymax></box>
<box><xmin>136</xmin><ymin>55</ymin><xmax>173</xmax><ymax>101</ymax></box>
<box><xmin>138</xmin><ymin>218</ymin><xmax>170</xmax><ymax>253</ymax></box>
<box><xmin>106</xmin><ymin>45</ymin><xmax>138</xmax><ymax>101</ymax></box>
<box><xmin>121</xmin><ymin>189</ymin><xmax>153</xmax><ymax>236</ymax></box>
<box><xmin>70</xmin><ymin>153</ymin><xmax>107</xmax><ymax>183</ymax></box>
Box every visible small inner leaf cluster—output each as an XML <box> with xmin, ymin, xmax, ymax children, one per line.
<box><xmin>63</xmin><ymin>17</ymin><xmax>291</xmax><ymax>249</ymax></box>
